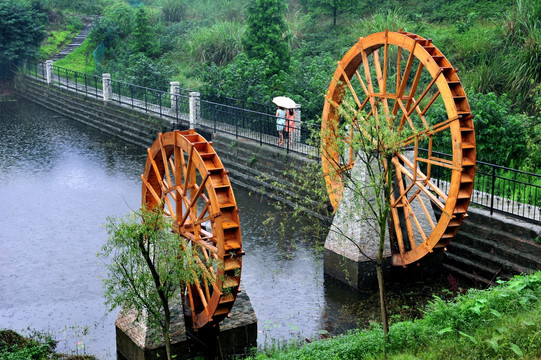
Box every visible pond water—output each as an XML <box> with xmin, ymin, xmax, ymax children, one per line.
<box><xmin>0</xmin><ymin>98</ymin><xmax>448</xmax><ymax>359</ymax></box>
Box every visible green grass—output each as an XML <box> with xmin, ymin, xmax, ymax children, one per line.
<box><xmin>246</xmin><ymin>271</ymin><xmax>541</xmax><ymax>360</ymax></box>
<box><xmin>39</xmin><ymin>30</ymin><xmax>74</xmax><ymax>60</ymax></box>
<box><xmin>55</xmin><ymin>38</ymin><xmax>97</xmax><ymax>75</ymax></box>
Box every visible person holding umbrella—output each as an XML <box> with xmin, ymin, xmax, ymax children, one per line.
<box><xmin>275</xmin><ymin>106</ymin><xmax>286</xmax><ymax>146</ymax></box>
<box><xmin>272</xmin><ymin>96</ymin><xmax>296</xmax><ymax>147</ymax></box>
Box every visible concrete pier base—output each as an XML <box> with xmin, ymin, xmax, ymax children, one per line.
<box><xmin>323</xmin><ymin>159</ymin><xmax>392</xmax><ymax>289</ymax></box>
<box><xmin>116</xmin><ymin>291</ymin><xmax>257</xmax><ymax>360</ymax></box>
<box><xmin>323</xmin><ymin>152</ymin><xmax>436</xmax><ymax>289</ymax></box>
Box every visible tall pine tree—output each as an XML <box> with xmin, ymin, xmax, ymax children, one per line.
<box><xmin>243</xmin><ymin>0</ymin><xmax>290</xmax><ymax>75</ymax></box>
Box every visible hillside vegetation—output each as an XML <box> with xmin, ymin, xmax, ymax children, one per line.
<box><xmin>41</xmin><ymin>0</ymin><xmax>540</xmax><ymax>171</ymax></box>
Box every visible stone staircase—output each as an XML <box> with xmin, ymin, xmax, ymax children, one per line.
<box><xmin>443</xmin><ymin>207</ymin><xmax>541</xmax><ymax>286</ymax></box>
<box><xmin>51</xmin><ymin>22</ymin><xmax>93</xmax><ymax>62</ymax></box>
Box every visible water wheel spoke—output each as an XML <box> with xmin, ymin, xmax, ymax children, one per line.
<box><xmin>411</xmin><ymin>187</ymin><xmax>436</xmax><ymax>230</ymax></box>
<box><xmin>182</xmin><ymin>146</ymin><xmax>194</xmax><ymax>196</ymax></box>
<box><xmin>399</xmin><ymin>116</ymin><xmax>458</xmax><ymax>148</ymax></box>
<box><xmin>360</xmin><ymin>45</ymin><xmax>379</xmax><ymax>123</ymax></box>
<box><xmin>406</xmin><ymin>69</ymin><xmax>442</xmax><ymax>118</ymax></box>
<box><xmin>394</xmin><ymin>162</ymin><xmax>417</xmax><ymax>250</ymax></box>
<box><xmin>396</xmin><ymin>46</ymin><xmax>402</xmax><ymax>95</ymax></box>
<box><xmin>159</xmin><ymin>133</ymin><xmax>173</xmax><ymax>189</ymax></box>
<box><xmin>189</xmin><ymin>172</ymin><xmax>210</xmax><ymax>207</ymax></box>
<box><xmin>392</xmin><ymin>155</ymin><xmax>447</xmax><ymax>211</ymax></box>
<box><xmin>389</xmin><ymin>191</ymin><xmax>407</xmax><ymax>265</ymax></box>
<box><xmin>373</xmin><ymin>49</ymin><xmax>391</xmax><ymax>119</ymax></box>
<box><xmin>397</xmin><ymin>62</ymin><xmax>427</xmax><ymax>132</ymax></box>
<box><xmin>354</xmin><ymin>70</ymin><xmax>371</xmax><ymax>100</ymax></box>
<box><xmin>395</xmin><ymin>98</ymin><xmax>417</xmax><ymax>134</ymax></box>
<box><xmin>420</xmin><ymin>89</ymin><xmax>441</xmax><ymax>117</ymax></box>
<box><xmin>141</xmin><ymin>174</ymin><xmax>162</xmax><ymax>205</ymax></box>
<box><xmin>404</xmin><ymin>197</ymin><xmax>428</xmax><ymax>242</ymax></box>
<box><xmin>382</xmin><ymin>30</ymin><xmax>389</xmax><ymax>96</ymax></box>
<box><xmin>392</xmin><ymin>41</ymin><xmax>417</xmax><ymax>117</ymax></box>
<box><xmin>146</xmin><ymin>148</ymin><xmax>176</xmax><ymax>217</ymax></box>
<box><xmin>336</xmin><ymin>63</ymin><xmax>364</xmax><ymax>110</ymax></box>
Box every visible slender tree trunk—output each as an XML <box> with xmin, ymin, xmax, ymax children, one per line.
<box><xmin>376</xmin><ymin>260</ymin><xmax>389</xmax><ymax>337</ymax></box>
<box><xmin>163</xmin><ymin>315</ymin><xmax>172</xmax><ymax>360</ymax></box>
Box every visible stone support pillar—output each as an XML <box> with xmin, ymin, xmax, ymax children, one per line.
<box><xmin>170</xmin><ymin>81</ymin><xmax>180</xmax><ymax>113</ymax></box>
<box><xmin>45</xmin><ymin>60</ymin><xmax>53</xmax><ymax>84</ymax></box>
<box><xmin>102</xmin><ymin>73</ymin><xmax>112</xmax><ymax>102</ymax></box>
<box><xmin>323</xmin><ymin>156</ymin><xmax>392</xmax><ymax>289</ymax></box>
<box><xmin>324</xmin><ymin>151</ymin><xmax>436</xmax><ymax>289</ymax></box>
<box><xmin>294</xmin><ymin>104</ymin><xmax>301</xmax><ymax>144</ymax></box>
<box><xmin>189</xmin><ymin>91</ymin><xmax>200</xmax><ymax>129</ymax></box>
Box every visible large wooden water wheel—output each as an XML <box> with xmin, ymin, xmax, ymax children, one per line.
<box><xmin>322</xmin><ymin>30</ymin><xmax>476</xmax><ymax>267</ymax></box>
<box><xmin>141</xmin><ymin>129</ymin><xmax>242</xmax><ymax>329</ymax></box>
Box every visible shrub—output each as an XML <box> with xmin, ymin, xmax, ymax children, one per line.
<box><xmin>160</xmin><ymin>0</ymin><xmax>187</xmax><ymax>22</ymax></box>
<box><xmin>187</xmin><ymin>21</ymin><xmax>244</xmax><ymax>66</ymax></box>
<box><xmin>243</xmin><ymin>0</ymin><xmax>291</xmax><ymax>75</ymax></box>
<box><xmin>468</xmin><ymin>92</ymin><xmax>528</xmax><ymax>168</ymax></box>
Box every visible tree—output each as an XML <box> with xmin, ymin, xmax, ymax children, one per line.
<box><xmin>0</xmin><ymin>0</ymin><xmax>46</xmax><ymax>78</ymax></box>
<box><xmin>98</xmin><ymin>206</ymin><xmax>204</xmax><ymax>360</ymax></box>
<box><xmin>301</xmin><ymin>0</ymin><xmax>356</xmax><ymax>26</ymax></box>
<box><xmin>243</xmin><ymin>0</ymin><xmax>291</xmax><ymax>75</ymax></box>
<box><xmin>322</xmin><ymin>100</ymin><xmax>408</xmax><ymax>338</ymax></box>
<box><xmin>264</xmin><ymin>97</ymin><xmax>408</xmax><ymax>341</ymax></box>
<box><xmin>132</xmin><ymin>5</ymin><xmax>154</xmax><ymax>56</ymax></box>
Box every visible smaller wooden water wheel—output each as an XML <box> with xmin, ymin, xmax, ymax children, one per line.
<box><xmin>322</xmin><ymin>30</ymin><xmax>476</xmax><ymax>267</ymax></box>
<box><xmin>141</xmin><ymin>130</ymin><xmax>242</xmax><ymax>330</ymax></box>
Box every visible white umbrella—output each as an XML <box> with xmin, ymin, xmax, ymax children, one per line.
<box><xmin>272</xmin><ymin>96</ymin><xmax>296</xmax><ymax>109</ymax></box>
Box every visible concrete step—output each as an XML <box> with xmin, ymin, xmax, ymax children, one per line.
<box><xmin>19</xmin><ymin>90</ymin><xmax>152</xmax><ymax>148</ymax></box>
<box><xmin>445</xmin><ymin>240</ymin><xmax>537</xmax><ymax>279</ymax></box>
<box><xmin>442</xmin><ymin>262</ymin><xmax>497</xmax><ymax>287</ymax></box>
<box><xmin>51</xmin><ymin>23</ymin><xmax>93</xmax><ymax>61</ymax></box>
<box><xmin>458</xmin><ymin>218</ymin><xmax>541</xmax><ymax>254</ymax></box>
<box><xmin>16</xmin><ymin>81</ymin><xmax>162</xmax><ymax>148</ymax></box>
<box><xmin>452</xmin><ymin>231</ymin><xmax>541</xmax><ymax>270</ymax></box>
<box><xmin>22</xmin><ymin>78</ymin><xmax>166</xmax><ymax>136</ymax></box>
<box><xmin>465</xmin><ymin>207</ymin><xmax>540</xmax><ymax>240</ymax></box>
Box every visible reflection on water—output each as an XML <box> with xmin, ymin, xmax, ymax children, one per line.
<box><xmin>0</xmin><ymin>99</ymin><xmax>382</xmax><ymax>358</ymax></box>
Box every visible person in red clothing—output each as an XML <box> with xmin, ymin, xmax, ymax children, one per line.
<box><xmin>284</xmin><ymin>108</ymin><xmax>295</xmax><ymax>146</ymax></box>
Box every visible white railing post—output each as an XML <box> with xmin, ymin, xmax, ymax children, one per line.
<box><xmin>102</xmin><ymin>73</ymin><xmax>112</xmax><ymax>102</ymax></box>
<box><xmin>170</xmin><ymin>81</ymin><xmax>180</xmax><ymax>113</ymax></box>
<box><xmin>45</xmin><ymin>60</ymin><xmax>53</xmax><ymax>84</ymax></box>
<box><xmin>189</xmin><ymin>91</ymin><xmax>200</xmax><ymax>129</ymax></box>
<box><xmin>294</xmin><ymin>104</ymin><xmax>302</xmax><ymax>144</ymax></box>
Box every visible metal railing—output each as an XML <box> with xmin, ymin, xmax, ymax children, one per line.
<box><xmin>21</xmin><ymin>62</ymin><xmax>540</xmax><ymax>222</ymax></box>
<box><xmin>108</xmin><ymin>78</ymin><xmax>189</xmax><ymax>123</ymax></box>
<box><xmin>54</xmin><ymin>65</ymin><xmax>102</xmax><ymax>98</ymax></box>
<box><xmin>422</xmin><ymin>149</ymin><xmax>541</xmax><ymax>223</ymax></box>
<box><xmin>199</xmin><ymin>98</ymin><xmax>321</xmax><ymax>156</ymax></box>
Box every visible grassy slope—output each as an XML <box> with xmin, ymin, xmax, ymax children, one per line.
<box><xmin>54</xmin><ymin>39</ymin><xmax>97</xmax><ymax>74</ymax></box>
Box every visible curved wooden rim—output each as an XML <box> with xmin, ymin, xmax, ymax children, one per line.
<box><xmin>321</xmin><ymin>30</ymin><xmax>476</xmax><ymax>266</ymax></box>
<box><xmin>141</xmin><ymin>129</ymin><xmax>242</xmax><ymax>329</ymax></box>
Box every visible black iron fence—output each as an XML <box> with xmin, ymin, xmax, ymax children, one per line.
<box><xmin>54</xmin><ymin>65</ymin><xmax>102</xmax><ymax>98</ymax></box>
<box><xmin>423</xmin><ymin>149</ymin><xmax>541</xmax><ymax>223</ymax></box>
<box><xmin>24</xmin><ymin>63</ymin><xmax>191</xmax><ymax>126</ymax></box>
<box><xmin>199</xmin><ymin>98</ymin><xmax>321</xmax><ymax>155</ymax></box>
<box><xmin>20</xmin><ymin>62</ymin><xmax>540</xmax><ymax>222</ymax></box>
<box><xmin>108</xmin><ymin>78</ymin><xmax>190</xmax><ymax>121</ymax></box>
